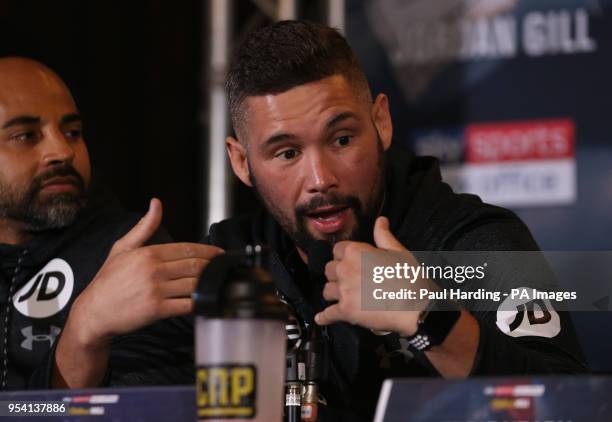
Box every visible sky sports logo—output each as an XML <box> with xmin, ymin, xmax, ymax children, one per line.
<box><xmin>412</xmin><ymin>118</ymin><xmax>576</xmax><ymax>207</ymax></box>
<box><xmin>465</xmin><ymin>119</ymin><xmax>574</xmax><ymax>163</ymax></box>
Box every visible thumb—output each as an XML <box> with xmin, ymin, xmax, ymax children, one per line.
<box><xmin>373</xmin><ymin>216</ymin><xmax>404</xmax><ymax>252</ymax></box>
<box><xmin>110</xmin><ymin>198</ymin><xmax>163</xmax><ymax>256</ymax></box>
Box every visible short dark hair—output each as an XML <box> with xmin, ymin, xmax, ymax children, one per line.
<box><xmin>226</xmin><ymin>20</ymin><xmax>371</xmax><ymax>137</ymax></box>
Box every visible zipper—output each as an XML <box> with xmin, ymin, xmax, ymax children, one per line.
<box><xmin>1</xmin><ymin>249</ymin><xmax>28</xmax><ymax>389</ymax></box>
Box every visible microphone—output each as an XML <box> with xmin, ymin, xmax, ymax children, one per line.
<box><xmin>301</xmin><ymin>241</ymin><xmax>333</xmax><ymax>421</ymax></box>
<box><xmin>307</xmin><ymin>240</ymin><xmax>333</xmax><ymax>279</ymax></box>
<box><xmin>281</xmin><ymin>298</ymin><xmax>304</xmax><ymax>422</ymax></box>
<box><xmin>300</xmin><ymin>325</ymin><xmax>321</xmax><ymax>422</ymax></box>
<box><xmin>307</xmin><ymin>240</ymin><xmax>334</xmax><ymax>311</ymax></box>
<box><xmin>284</xmin><ymin>353</ymin><xmax>302</xmax><ymax>422</ymax></box>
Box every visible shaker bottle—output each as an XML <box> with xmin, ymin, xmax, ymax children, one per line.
<box><xmin>194</xmin><ymin>246</ymin><xmax>288</xmax><ymax>422</ymax></box>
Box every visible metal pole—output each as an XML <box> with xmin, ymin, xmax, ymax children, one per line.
<box><xmin>278</xmin><ymin>0</ymin><xmax>297</xmax><ymax>20</ymax></box>
<box><xmin>327</xmin><ymin>0</ymin><xmax>345</xmax><ymax>33</ymax></box>
<box><xmin>204</xmin><ymin>0</ymin><xmax>232</xmax><ymax>232</ymax></box>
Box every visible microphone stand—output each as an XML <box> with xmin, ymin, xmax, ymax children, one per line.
<box><xmin>284</xmin><ymin>353</ymin><xmax>302</xmax><ymax>422</ymax></box>
<box><xmin>300</xmin><ymin>325</ymin><xmax>321</xmax><ymax>422</ymax></box>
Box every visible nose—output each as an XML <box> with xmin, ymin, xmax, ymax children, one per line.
<box><xmin>304</xmin><ymin>150</ymin><xmax>339</xmax><ymax>194</ymax></box>
<box><xmin>41</xmin><ymin>127</ymin><xmax>75</xmax><ymax>166</ymax></box>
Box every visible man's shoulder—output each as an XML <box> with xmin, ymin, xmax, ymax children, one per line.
<box><xmin>388</xmin><ymin>151</ymin><xmax>538</xmax><ymax>251</ymax></box>
<box><xmin>433</xmin><ymin>190</ymin><xmax>536</xmax><ymax>250</ymax></box>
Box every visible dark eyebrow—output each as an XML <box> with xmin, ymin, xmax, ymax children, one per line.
<box><xmin>60</xmin><ymin>114</ymin><xmax>82</xmax><ymax>125</ymax></box>
<box><xmin>259</xmin><ymin>133</ymin><xmax>299</xmax><ymax>154</ymax></box>
<box><xmin>258</xmin><ymin>112</ymin><xmax>360</xmax><ymax>154</ymax></box>
<box><xmin>2</xmin><ymin>115</ymin><xmax>40</xmax><ymax>129</ymax></box>
<box><xmin>1</xmin><ymin>114</ymin><xmax>82</xmax><ymax>130</ymax></box>
<box><xmin>326</xmin><ymin>111</ymin><xmax>360</xmax><ymax>128</ymax></box>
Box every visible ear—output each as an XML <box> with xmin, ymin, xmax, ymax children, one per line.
<box><xmin>371</xmin><ymin>93</ymin><xmax>393</xmax><ymax>151</ymax></box>
<box><xmin>226</xmin><ymin>136</ymin><xmax>253</xmax><ymax>187</ymax></box>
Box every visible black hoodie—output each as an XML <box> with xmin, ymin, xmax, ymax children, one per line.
<box><xmin>0</xmin><ymin>184</ymin><xmax>193</xmax><ymax>390</ymax></box>
<box><xmin>204</xmin><ymin>145</ymin><xmax>587</xmax><ymax>421</ymax></box>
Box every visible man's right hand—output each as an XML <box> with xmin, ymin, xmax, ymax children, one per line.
<box><xmin>53</xmin><ymin>198</ymin><xmax>223</xmax><ymax>388</ymax></box>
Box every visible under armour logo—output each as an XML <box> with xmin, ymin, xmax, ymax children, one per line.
<box><xmin>20</xmin><ymin>326</ymin><xmax>62</xmax><ymax>351</ymax></box>
<box><xmin>376</xmin><ymin>338</ymin><xmax>414</xmax><ymax>369</ymax></box>
<box><xmin>497</xmin><ymin>288</ymin><xmax>561</xmax><ymax>338</ymax></box>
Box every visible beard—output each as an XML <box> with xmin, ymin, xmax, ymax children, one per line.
<box><xmin>249</xmin><ymin>136</ymin><xmax>386</xmax><ymax>252</ymax></box>
<box><xmin>0</xmin><ymin>164</ymin><xmax>88</xmax><ymax>232</ymax></box>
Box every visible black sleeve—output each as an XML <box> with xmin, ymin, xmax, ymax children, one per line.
<box><xmin>104</xmin><ymin>316</ymin><xmax>195</xmax><ymax>386</ymax></box>
<box><xmin>448</xmin><ymin>217</ymin><xmax>588</xmax><ymax>375</ymax></box>
<box><xmin>97</xmin><ymin>221</ymin><xmax>196</xmax><ymax>386</ymax></box>
<box><xmin>28</xmin><ymin>225</ymin><xmax>195</xmax><ymax>389</ymax></box>
<box><xmin>470</xmin><ymin>315</ymin><xmax>587</xmax><ymax>375</ymax></box>
<box><xmin>28</xmin><ymin>317</ymin><xmax>195</xmax><ymax>388</ymax></box>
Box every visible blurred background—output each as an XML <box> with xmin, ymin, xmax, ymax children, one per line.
<box><xmin>1</xmin><ymin>0</ymin><xmax>611</xmax><ymax>370</ymax></box>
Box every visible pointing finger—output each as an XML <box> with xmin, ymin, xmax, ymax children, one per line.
<box><xmin>160</xmin><ymin>258</ymin><xmax>210</xmax><ymax>279</ymax></box>
<box><xmin>143</xmin><ymin>243</ymin><xmax>225</xmax><ymax>262</ymax></box>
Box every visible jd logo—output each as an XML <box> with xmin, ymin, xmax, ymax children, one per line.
<box><xmin>17</xmin><ymin>272</ymin><xmax>65</xmax><ymax>302</ymax></box>
<box><xmin>13</xmin><ymin>259</ymin><xmax>74</xmax><ymax>319</ymax></box>
<box><xmin>20</xmin><ymin>326</ymin><xmax>62</xmax><ymax>351</ymax></box>
<box><xmin>196</xmin><ymin>364</ymin><xmax>256</xmax><ymax>419</ymax></box>
<box><xmin>496</xmin><ymin>288</ymin><xmax>561</xmax><ymax>338</ymax></box>
<box><xmin>508</xmin><ymin>299</ymin><xmax>552</xmax><ymax>331</ymax></box>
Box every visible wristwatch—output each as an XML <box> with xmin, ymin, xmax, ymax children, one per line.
<box><xmin>403</xmin><ymin>299</ymin><xmax>462</xmax><ymax>351</ymax></box>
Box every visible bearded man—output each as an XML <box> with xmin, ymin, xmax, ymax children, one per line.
<box><xmin>203</xmin><ymin>20</ymin><xmax>587</xmax><ymax>421</ymax></box>
<box><xmin>0</xmin><ymin>57</ymin><xmax>222</xmax><ymax>390</ymax></box>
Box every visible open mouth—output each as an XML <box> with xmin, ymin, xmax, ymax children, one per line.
<box><xmin>308</xmin><ymin>205</ymin><xmax>348</xmax><ymax>220</ymax></box>
<box><xmin>306</xmin><ymin>206</ymin><xmax>350</xmax><ymax>234</ymax></box>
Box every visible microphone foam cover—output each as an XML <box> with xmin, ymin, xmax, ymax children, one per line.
<box><xmin>307</xmin><ymin>240</ymin><xmax>333</xmax><ymax>277</ymax></box>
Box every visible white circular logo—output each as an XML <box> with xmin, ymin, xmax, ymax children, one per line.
<box><xmin>496</xmin><ymin>287</ymin><xmax>561</xmax><ymax>338</ymax></box>
<box><xmin>13</xmin><ymin>258</ymin><xmax>74</xmax><ymax>319</ymax></box>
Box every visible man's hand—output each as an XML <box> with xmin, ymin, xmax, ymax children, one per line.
<box><xmin>53</xmin><ymin>198</ymin><xmax>223</xmax><ymax>388</ymax></box>
<box><xmin>314</xmin><ymin>216</ymin><xmax>426</xmax><ymax>336</ymax></box>
<box><xmin>314</xmin><ymin>216</ymin><xmax>480</xmax><ymax>377</ymax></box>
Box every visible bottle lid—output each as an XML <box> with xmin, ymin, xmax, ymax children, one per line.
<box><xmin>194</xmin><ymin>245</ymin><xmax>287</xmax><ymax>320</ymax></box>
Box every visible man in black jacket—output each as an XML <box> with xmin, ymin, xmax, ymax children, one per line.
<box><xmin>205</xmin><ymin>21</ymin><xmax>587</xmax><ymax>420</ymax></box>
<box><xmin>0</xmin><ymin>57</ymin><xmax>222</xmax><ymax>389</ymax></box>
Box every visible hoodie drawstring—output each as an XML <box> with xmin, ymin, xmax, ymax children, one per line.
<box><xmin>1</xmin><ymin>249</ymin><xmax>28</xmax><ymax>389</ymax></box>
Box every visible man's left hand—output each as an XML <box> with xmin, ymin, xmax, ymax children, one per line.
<box><xmin>314</xmin><ymin>216</ymin><xmax>428</xmax><ymax>336</ymax></box>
